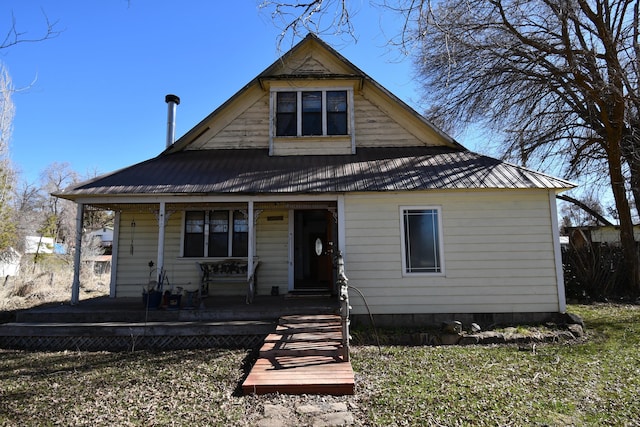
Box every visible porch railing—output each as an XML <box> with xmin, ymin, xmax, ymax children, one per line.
<box><xmin>336</xmin><ymin>251</ymin><xmax>351</xmax><ymax>362</ymax></box>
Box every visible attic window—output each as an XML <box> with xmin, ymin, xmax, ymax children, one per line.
<box><xmin>274</xmin><ymin>90</ymin><xmax>348</xmax><ymax>137</ymax></box>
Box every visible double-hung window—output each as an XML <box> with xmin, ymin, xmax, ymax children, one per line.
<box><xmin>183</xmin><ymin>210</ymin><xmax>248</xmax><ymax>258</ymax></box>
<box><xmin>400</xmin><ymin>207</ymin><xmax>444</xmax><ymax>274</ymax></box>
<box><xmin>275</xmin><ymin>90</ymin><xmax>348</xmax><ymax>137</ymax></box>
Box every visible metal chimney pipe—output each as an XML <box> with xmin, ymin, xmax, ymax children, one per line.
<box><xmin>165</xmin><ymin>94</ymin><xmax>180</xmax><ymax>148</ymax></box>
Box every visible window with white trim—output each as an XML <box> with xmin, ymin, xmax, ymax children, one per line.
<box><xmin>183</xmin><ymin>210</ymin><xmax>248</xmax><ymax>258</ymax></box>
<box><xmin>275</xmin><ymin>89</ymin><xmax>348</xmax><ymax>137</ymax></box>
<box><xmin>400</xmin><ymin>207</ymin><xmax>444</xmax><ymax>274</ymax></box>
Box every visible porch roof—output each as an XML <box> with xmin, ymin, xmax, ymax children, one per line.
<box><xmin>57</xmin><ymin>147</ymin><xmax>574</xmax><ymax>200</ymax></box>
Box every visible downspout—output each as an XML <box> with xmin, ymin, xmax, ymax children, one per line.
<box><xmin>71</xmin><ymin>203</ymin><xmax>84</xmax><ymax>305</ymax></box>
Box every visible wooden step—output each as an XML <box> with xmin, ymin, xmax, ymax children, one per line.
<box><xmin>279</xmin><ymin>314</ymin><xmax>342</xmax><ymax>324</ymax></box>
<box><xmin>242</xmin><ymin>314</ymin><xmax>353</xmax><ymax>395</ymax></box>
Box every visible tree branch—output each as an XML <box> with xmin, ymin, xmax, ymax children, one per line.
<box><xmin>557</xmin><ymin>194</ymin><xmax>614</xmax><ymax>226</ymax></box>
<box><xmin>1</xmin><ymin>9</ymin><xmax>61</xmax><ymax>51</ymax></box>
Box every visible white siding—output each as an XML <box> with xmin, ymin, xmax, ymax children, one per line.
<box><xmin>355</xmin><ymin>88</ymin><xmax>445</xmax><ymax>147</ymax></box>
<box><xmin>187</xmin><ymin>87</ymin><xmax>270</xmax><ymax>150</ymax></box>
<box><xmin>113</xmin><ymin>190</ymin><xmax>562</xmax><ymax>314</ymax></box>
<box><xmin>255</xmin><ymin>210</ymin><xmax>289</xmax><ymax>294</ymax></box>
<box><xmin>115</xmin><ymin>209</ymin><xmax>292</xmax><ymax>298</ymax></box>
<box><xmin>115</xmin><ymin>211</ymin><xmax>162</xmax><ymax>298</ymax></box>
<box><xmin>343</xmin><ymin>189</ymin><xmax>560</xmax><ymax>315</ymax></box>
<box><xmin>183</xmin><ymin>86</ymin><xmax>451</xmax><ymax>152</ymax></box>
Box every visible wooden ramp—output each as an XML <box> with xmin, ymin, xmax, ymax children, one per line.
<box><xmin>242</xmin><ymin>314</ymin><xmax>354</xmax><ymax>395</ymax></box>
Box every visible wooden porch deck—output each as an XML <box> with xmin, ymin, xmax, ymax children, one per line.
<box><xmin>10</xmin><ymin>294</ymin><xmax>340</xmax><ymax>323</ymax></box>
<box><xmin>242</xmin><ymin>314</ymin><xmax>355</xmax><ymax>395</ymax></box>
<box><xmin>0</xmin><ymin>295</ymin><xmax>341</xmax><ymax>351</ymax></box>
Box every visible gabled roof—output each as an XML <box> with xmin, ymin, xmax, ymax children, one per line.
<box><xmin>58</xmin><ymin>147</ymin><xmax>574</xmax><ymax>200</ymax></box>
<box><xmin>164</xmin><ymin>33</ymin><xmax>463</xmax><ymax>154</ymax></box>
<box><xmin>56</xmin><ymin>34</ymin><xmax>575</xmax><ymax>203</ymax></box>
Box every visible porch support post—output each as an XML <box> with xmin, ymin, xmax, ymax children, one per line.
<box><xmin>71</xmin><ymin>203</ymin><xmax>84</xmax><ymax>305</ymax></box>
<box><xmin>248</xmin><ymin>200</ymin><xmax>255</xmax><ymax>270</ymax></box>
<box><xmin>109</xmin><ymin>211</ymin><xmax>120</xmax><ymax>298</ymax></box>
<box><xmin>156</xmin><ymin>201</ymin><xmax>166</xmax><ymax>283</ymax></box>
<box><xmin>248</xmin><ymin>201</ymin><xmax>255</xmax><ymax>274</ymax></box>
<box><xmin>337</xmin><ymin>195</ymin><xmax>346</xmax><ymax>259</ymax></box>
<box><xmin>246</xmin><ymin>200</ymin><xmax>256</xmax><ymax>303</ymax></box>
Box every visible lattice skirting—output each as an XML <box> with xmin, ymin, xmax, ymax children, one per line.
<box><xmin>0</xmin><ymin>334</ymin><xmax>266</xmax><ymax>352</ymax></box>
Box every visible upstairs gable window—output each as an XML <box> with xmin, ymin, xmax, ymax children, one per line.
<box><xmin>275</xmin><ymin>89</ymin><xmax>349</xmax><ymax>137</ymax></box>
<box><xmin>302</xmin><ymin>91</ymin><xmax>322</xmax><ymax>135</ymax></box>
<box><xmin>326</xmin><ymin>91</ymin><xmax>347</xmax><ymax>135</ymax></box>
<box><xmin>276</xmin><ymin>92</ymin><xmax>297</xmax><ymax>136</ymax></box>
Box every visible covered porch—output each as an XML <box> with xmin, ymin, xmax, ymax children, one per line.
<box><xmin>70</xmin><ymin>196</ymin><xmax>347</xmax><ymax>307</ymax></box>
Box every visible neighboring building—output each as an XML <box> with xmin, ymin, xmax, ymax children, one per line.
<box><xmin>24</xmin><ymin>236</ymin><xmax>55</xmax><ymax>255</ymax></box>
<box><xmin>57</xmin><ymin>35</ymin><xmax>574</xmax><ymax>324</ymax></box>
<box><xmin>86</xmin><ymin>227</ymin><xmax>114</xmax><ymax>253</ymax></box>
<box><xmin>565</xmin><ymin>225</ymin><xmax>640</xmax><ymax>249</ymax></box>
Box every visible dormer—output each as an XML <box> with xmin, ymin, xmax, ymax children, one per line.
<box><xmin>167</xmin><ymin>34</ymin><xmax>462</xmax><ymax>157</ymax></box>
<box><xmin>261</xmin><ymin>76</ymin><xmax>360</xmax><ymax>155</ymax></box>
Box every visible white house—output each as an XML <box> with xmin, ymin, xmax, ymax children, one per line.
<box><xmin>56</xmin><ymin>35</ymin><xmax>574</xmax><ymax>325</ymax></box>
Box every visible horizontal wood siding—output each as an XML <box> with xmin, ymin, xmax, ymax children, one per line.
<box><xmin>255</xmin><ymin>210</ymin><xmax>289</xmax><ymax>295</ymax></box>
<box><xmin>183</xmin><ymin>81</ymin><xmax>453</xmax><ymax>153</ymax></box>
<box><xmin>187</xmin><ymin>86</ymin><xmax>270</xmax><ymax>150</ymax></box>
<box><xmin>115</xmin><ymin>211</ymin><xmax>252</xmax><ymax>298</ymax></box>
<box><xmin>272</xmin><ymin>137</ymin><xmax>352</xmax><ymax>156</ymax></box>
<box><xmin>115</xmin><ymin>209</ymin><xmax>293</xmax><ymax>298</ymax></box>
<box><xmin>113</xmin><ymin>190</ymin><xmax>560</xmax><ymax>315</ymax></box>
<box><xmin>356</xmin><ymin>86</ymin><xmax>449</xmax><ymax>147</ymax></box>
<box><xmin>162</xmin><ymin>213</ymin><xmax>204</xmax><ymax>293</ymax></box>
<box><xmin>114</xmin><ymin>211</ymin><xmax>161</xmax><ymax>298</ymax></box>
<box><xmin>343</xmin><ymin>189</ymin><xmax>560</xmax><ymax>315</ymax></box>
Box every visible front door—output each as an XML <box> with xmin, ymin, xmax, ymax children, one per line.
<box><xmin>293</xmin><ymin>209</ymin><xmax>335</xmax><ymax>292</ymax></box>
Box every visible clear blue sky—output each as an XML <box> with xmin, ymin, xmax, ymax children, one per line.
<box><xmin>3</xmin><ymin>1</ymin><xmax>475</xmax><ymax>185</ymax></box>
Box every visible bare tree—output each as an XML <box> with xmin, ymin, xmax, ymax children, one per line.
<box><xmin>12</xmin><ymin>180</ymin><xmax>42</xmax><ymax>251</ymax></box>
<box><xmin>0</xmin><ymin>62</ymin><xmax>16</xmax><ymax>251</ymax></box>
<box><xmin>39</xmin><ymin>162</ymin><xmax>79</xmax><ymax>246</ymax></box>
<box><xmin>1</xmin><ymin>9</ymin><xmax>60</xmax><ymax>51</ymax></box>
<box><xmin>558</xmin><ymin>194</ymin><xmax>613</xmax><ymax>227</ymax></box>
<box><xmin>259</xmin><ymin>0</ymin><xmax>433</xmax><ymax>51</ymax></box>
<box><xmin>413</xmin><ymin>0</ymin><xmax>639</xmax><ymax>294</ymax></box>
<box><xmin>259</xmin><ymin>0</ymin><xmax>357</xmax><ymax>49</ymax></box>
<box><xmin>0</xmin><ymin>8</ymin><xmax>61</xmax><ymax>252</ymax></box>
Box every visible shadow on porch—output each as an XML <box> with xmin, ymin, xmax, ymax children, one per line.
<box><xmin>0</xmin><ymin>294</ymin><xmax>340</xmax><ymax>351</ymax></box>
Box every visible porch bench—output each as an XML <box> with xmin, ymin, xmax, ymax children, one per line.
<box><xmin>197</xmin><ymin>258</ymin><xmax>260</xmax><ymax>304</ymax></box>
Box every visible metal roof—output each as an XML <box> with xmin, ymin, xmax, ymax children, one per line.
<box><xmin>57</xmin><ymin>147</ymin><xmax>574</xmax><ymax>199</ymax></box>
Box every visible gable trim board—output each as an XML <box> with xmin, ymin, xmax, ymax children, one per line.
<box><xmin>56</xmin><ymin>34</ymin><xmax>575</xmax><ymax>321</ymax></box>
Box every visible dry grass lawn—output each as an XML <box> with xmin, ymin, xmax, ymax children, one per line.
<box><xmin>1</xmin><ymin>261</ymin><xmax>639</xmax><ymax>425</ymax></box>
